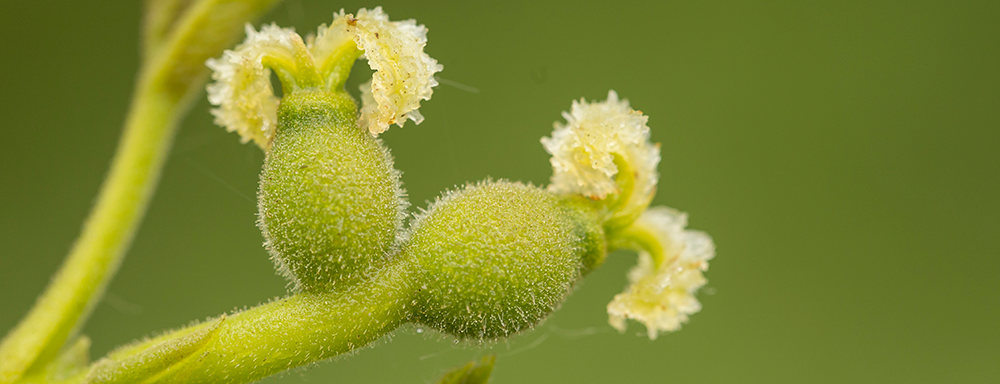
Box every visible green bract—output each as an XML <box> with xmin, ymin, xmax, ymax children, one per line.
<box><xmin>258</xmin><ymin>91</ymin><xmax>406</xmax><ymax>291</ymax></box>
<box><xmin>405</xmin><ymin>181</ymin><xmax>606</xmax><ymax>339</ymax></box>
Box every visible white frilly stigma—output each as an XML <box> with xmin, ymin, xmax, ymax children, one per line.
<box><xmin>207</xmin><ymin>8</ymin><xmax>442</xmax><ymax>147</ymax></box>
<box><xmin>541</xmin><ymin>90</ymin><xmax>660</xmax><ymax>200</ymax></box>
<box><xmin>310</xmin><ymin>7</ymin><xmax>443</xmax><ymax>136</ymax></box>
<box><xmin>206</xmin><ymin>24</ymin><xmax>298</xmax><ymax>150</ymax></box>
<box><xmin>606</xmin><ymin>206</ymin><xmax>715</xmax><ymax>340</ymax></box>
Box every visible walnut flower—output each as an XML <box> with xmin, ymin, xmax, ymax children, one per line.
<box><xmin>206</xmin><ymin>24</ymin><xmax>298</xmax><ymax>149</ymax></box>
<box><xmin>206</xmin><ymin>8</ymin><xmax>442</xmax><ymax>148</ymax></box>
<box><xmin>607</xmin><ymin>206</ymin><xmax>715</xmax><ymax>340</ymax></box>
<box><xmin>541</xmin><ymin>90</ymin><xmax>660</xmax><ymax>200</ymax></box>
<box><xmin>309</xmin><ymin>7</ymin><xmax>443</xmax><ymax>135</ymax></box>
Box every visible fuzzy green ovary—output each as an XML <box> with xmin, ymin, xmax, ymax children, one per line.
<box><xmin>405</xmin><ymin>181</ymin><xmax>606</xmax><ymax>339</ymax></box>
<box><xmin>259</xmin><ymin>91</ymin><xmax>405</xmax><ymax>292</ymax></box>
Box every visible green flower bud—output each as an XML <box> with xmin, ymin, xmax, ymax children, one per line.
<box><xmin>405</xmin><ymin>180</ymin><xmax>606</xmax><ymax>339</ymax></box>
<box><xmin>258</xmin><ymin>91</ymin><xmax>407</xmax><ymax>291</ymax></box>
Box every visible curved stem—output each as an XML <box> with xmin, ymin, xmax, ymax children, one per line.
<box><xmin>0</xmin><ymin>83</ymin><xmax>180</xmax><ymax>383</ymax></box>
<box><xmin>0</xmin><ymin>1</ymin><xmax>282</xmax><ymax>382</ymax></box>
<box><xmin>82</xmin><ymin>261</ymin><xmax>415</xmax><ymax>384</ymax></box>
<box><xmin>608</xmin><ymin>219</ymin><xmax>668</xmax><ymax>268</ymax></box>
<box><xmin>143</xmin><ymin>0</ymin><xmax>195</xmax><ymax>60</ymax></box>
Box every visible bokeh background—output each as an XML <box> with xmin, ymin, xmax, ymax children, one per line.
<box><xmin>2</xmin><ymin>0</ymin><xmax>998</xmax><ymax>382</ymax></box>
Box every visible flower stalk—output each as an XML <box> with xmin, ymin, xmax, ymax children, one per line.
<box><xmin>86</xmin><ymin>261</ymin><xmax>414</xmax><ymax>384</ymax></box>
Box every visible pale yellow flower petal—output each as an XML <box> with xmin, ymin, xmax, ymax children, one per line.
<box><xmin>206</xmin><ymin>24</ymin><xmax>298</xmax><ymax>149</ymax></box>
<box><xmin>541</xmin><ymin>91</ymin><xmax>660</xmax><ymax>200</ymax></box>
<box><xmin>607</xmin><ymin>206</ymin><xmax>714</xmax><ymax>339</ymax></box>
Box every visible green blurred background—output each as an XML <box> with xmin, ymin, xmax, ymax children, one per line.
<box><xmin>2</xmin><ymin>0</ymin><xmax>998</xmax><ymax>382</ymax></box>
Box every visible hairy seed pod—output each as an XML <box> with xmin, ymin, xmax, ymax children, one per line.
<box><xmin>258</xmin><ymin>91</ymin><xmax>406</xmax><ymax>292</ymax></box>
<box><xmin>406</xmin><ymin>180</ymin><xmax>606</xmax><ymax>339</ymax></box>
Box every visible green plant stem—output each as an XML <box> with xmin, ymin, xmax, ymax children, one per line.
<box><xmin>0</xmin><ymin>83</ymin><xmax>180</xmax><ymax>383</ymax></box>
<box><xmin>143</xmin><ymin>0</ymin><xmax>196</xmax><ymax>59</ymax></box>
<box><xmin>80</xmin><ymin>261</ymin><xmax>415</xmax><ymax>384</ymax></box>
<box><xmin>0</xmin><ymin>1</ymin><xmax>282</xmax><ymax>382</ymax></box>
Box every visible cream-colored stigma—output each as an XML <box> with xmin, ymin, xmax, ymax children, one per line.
<box><xmin>606</xmin><ymin>207</ymin><xmax>715</xmax><ymax>340</ymax></box>
<box><xmin>541</xmin><ymin>91</ymin><xmax>660</xmax><ymax>201</ymax></box>
<box><xmin>309</xmin><ymin>7</ymin><xmax>443</xmax><ymax>135</ymax></box>
<box><xmin>206</xmin><ymin>24</ymin><xmax>297</xmax><ymax>150</ymax></box>
<box><xmin>206</xmin><ymin>8</ymin><xmax>442</xmax><ymax>148</ymax></box>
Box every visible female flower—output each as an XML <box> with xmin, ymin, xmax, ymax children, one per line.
<box><xmin>206</xmin><ymin>24</ymin><xmax>302</xmax><ymax>149</ymax></box>
<box><xmin>541</xmin><ymin>90</ymin><xmax>661</xmax><ymax>230</ymax></box>
<box><xmin>206</xmin><ymin>7</ymin><xmax>442</xmax><ymax>150</ymax></box>
<box><xmin>542</xmin><ymin>91</ymin><xmax>715</xmax><ymax>339</ymax></box>
<box><xmin>2</xmin><ymin>3</ymin><xmax>718</xmax><ymax>383</ymax></box>
<box><xmin>204</xmin><ymin>8</ymin><xmax>441</xmax><ymax>292</ymax></box>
